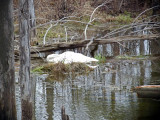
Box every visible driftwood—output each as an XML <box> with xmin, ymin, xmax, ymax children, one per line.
<box><xmin>135</xmin><ymin>85</ymin><xmax>160</xmax><ymax>99</ymax></box>
<box><xmin>30</xmin><ymin>34</ymin><xmax>159</xmax><ymax>54</ymax></box>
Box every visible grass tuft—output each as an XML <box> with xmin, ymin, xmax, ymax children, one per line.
<box><xmin>32</xmin><ymin>62</ymin><xmax>94</xmax><ymax>80</ymax></box>
<box><xmin>94</xmin><ymin>54</ymin><xmax>106</xmax><ymax>63</ymax></box>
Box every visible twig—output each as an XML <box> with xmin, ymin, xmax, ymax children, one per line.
<box><xmin>129</xmin><ymin>26</ymin><xmax>160</xmax><ymax>35</ymax></box>
<box><xmin>133</xmin><ymin>5</ymin><xmax>160</xmax><ymax>23</ymax></box>
<box><xmin>31</xmin><ymin>15</ymin><xmax>88</xmax><ymax>30</ymax></box>
<box><xmin>101</xmin><ymin>23</ymin><xmax>148</xmax><ymax>38</ymax></box>
<box><xmin>70</xmin><ymin>33</ymin><xmax>78</xmax><ymax>42</ymax></box>
<box><xmin>85</xmin><ymin>37</ymin><xmax>94</xmax><ymax>50</ymax></box>
<box><xmin>30</xmin><ymin>46</ymin><xmax>46</xmax><ymax>61</ymax></box>
<box><xmin>57</xmin><ymin>35</ymin><xmax>60</xmax><ymax>43</ymax></box>
<box><xmin>134</xmin><ymin>14</ymin><xmax>160</xmax><ymax>23</ymax></box>
<box><xmin>121</xmin><ymin>5</ymin><xmax>159</xmax><ymax>36</ymax></box>
<box><xmin>116</xmin><ymin>41</ymin><xmax>128</xmax><ymax>49</ymax></box>
<box><xmin>64</xmin><ymin>26</ymin><xmax>68</xmax><ymax>42</ymax></box>
<box><xmin>119</xmin><ymin>0</ymin><xmax>124</xmax><ymax>11</ymax></box>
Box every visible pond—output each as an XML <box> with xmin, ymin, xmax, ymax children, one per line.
<box><xmin>15</xmin><ymin>39</ymin><xmax>160</xmax><ymax>120</ymax></box>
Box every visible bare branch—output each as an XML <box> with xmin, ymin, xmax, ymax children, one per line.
<box><xmin>84</xmin><ymin>0</ymin><xmax>113</xmax><ymax>40</ymax></box>
<box><xmin>64</xmin><ymin>26</ymin><xmax>68</xmax><ymax>42</ymax></box>
<box><xmin>100</xmin><ymin>21</ymin><xmax>159</xmax><ymax>39</ymax></box>
<box><xmin>43</xmin><ymin>24</ymin><xmax>53</xmax><ymax>45</ymax></box>
<box><xmin>119</xmin><ymin>0</ymin><xmax>124</xmax><ymax>11</ymax></box>
<box><xmin>31</xmin><ymin>15</ymin><xmax>88</xmax><ymax>30</ymax></box>
<box><xmin>85</xmin><ymin>37</ymin><xmax>94</xmax><ymax>50</ymax></box>
<box><xmin>133</xmin><ymin>5</ymin><xmax>160</xmax><ymax>23</ymax></box>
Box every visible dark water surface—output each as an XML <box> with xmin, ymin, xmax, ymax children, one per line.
<box><xmin>15</xmin><ymin>39</ymin><xmax>160</xmax><ymax>120</ymax></box>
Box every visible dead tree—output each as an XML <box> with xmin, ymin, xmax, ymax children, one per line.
<box><xmin>0</xmin><ymin>0</ymin><xmax>17</xmax><ymax>119</ymax></box>
<box><xmin>19</xmin><ymin>0</ymin><xmax>34</xmax><ymax>119</ymax></box>
<box><xmin>29</xmin><ymin>0</ymin><xmax>36</xmax><ymax>39</ymax></box>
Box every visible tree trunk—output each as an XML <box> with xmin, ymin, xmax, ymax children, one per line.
<box><xmin>19</xmin><ymin>0</ymin><xmax>33</xmax><ymax>119</ymax></box>
<box><xmin>29</xmin><ymin>0</ymin><xmax>36</xmax><ymax>39</ymax></box>
<box><xmin>0</xmin><ymin>0</ymin><xmax>17</xmax><ymax>119</ymax></box>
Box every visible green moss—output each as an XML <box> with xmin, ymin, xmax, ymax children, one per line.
<box><xmin>31</xmin><ymin>66</ymin><xmax>44</xmax><ymax>73</ymax></box>
<box><xmin>104</xmin><ymin>14</ymin><xmax>132</xmax><ymax>24</ymax></box>
<box><xmin>124</xmin><ymin>11</ymin><xmax>131</xmax><ymax>16</ymax></box>
<box><xmin>116</xmin><ymin>14</ymin><xmax>132</xmax><ymax>24</ymax></box>
<box><xmin>95</xmin><ymin>54</ymin><xmax>106</xmax><ymax>63</ymax></box>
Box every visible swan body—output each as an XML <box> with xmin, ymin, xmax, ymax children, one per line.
<box><xmin>46</xmin><ymin>51</ymin><xmax>98</xmax><ymax>64</ymax></box>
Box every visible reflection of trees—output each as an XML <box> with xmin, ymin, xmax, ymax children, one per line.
<box><xmin>46</xmin><ymin>84</ymin><xmax>54</xmax><ymax>119</ymax></box>
<box><xmin>30</xmin><ymin>58</ymin><xmax>156</xmax><ymax>119</ymax></box>
<box><xmin>93</xmin><ymin>39</ymin><xmax>160</xmax><ymax>58</ymax></box>
<box><xmin>35</xmin><ymin>76</ymin><xmax>48</xmax><ymax>119</ymax></box>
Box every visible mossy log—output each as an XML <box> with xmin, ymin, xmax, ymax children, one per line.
<box><xmin>135</xmin><ymin>85</ymin><xmax>160</xmax><ymax>99</ymax></box>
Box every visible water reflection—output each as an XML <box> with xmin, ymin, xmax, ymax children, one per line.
<box><xmin>15</xmin><ymin>84</ymin><xmax>21</xmax><ymax>120</ymax></box>
<box><xmin>15</xmin><ymin>39</ymin><xmax>160</xmax><ymax>120</ymax></box>
<box><xmin>93</xmin><ymin>39</ymin><xmax>160</xmax><ymax>57</ymax></box>
<box><xmin>15</xmin><ymin>58</ymin><xmax>160</xmax><ymax>120</ymax></box>
<box><xmin>35</xmin><ymin>76</ymin><xmax>48</xmax><ymax>120</ymax></box>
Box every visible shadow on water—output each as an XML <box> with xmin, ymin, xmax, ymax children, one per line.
<box><xmin>15</xmin><ymin>38</ymin><xmax>160</xmax><ymax>120</ymax></box>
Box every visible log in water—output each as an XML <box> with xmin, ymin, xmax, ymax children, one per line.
<box><xmin>30</xmin><ymin>34</ymin><xmax>160</xmax><ymax>53</ymax></box>
<box><xmin>135</xmin><ymin>85</ymin><xmax>160</xmax><ymax>99</ymax></box>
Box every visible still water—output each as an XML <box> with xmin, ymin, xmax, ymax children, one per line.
<box><xmin>15</xmin><ymin>39</ymin><xmax>160</xmax><ymax>120</ymax></box>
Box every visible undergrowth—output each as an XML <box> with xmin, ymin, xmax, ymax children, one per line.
<box><xmin>43</xmin><ymin>62</ymin><xmax>93</xmax><ymax>73</ymax></box>
<box><xmin>94</xmin><ymin>54</ymin><xmax>106</xmax><ymax>63</ymax></box>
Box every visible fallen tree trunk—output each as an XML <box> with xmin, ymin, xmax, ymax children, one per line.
<box><xmin>14</xmin><ymin>34</ymin><xmax>160</xmax><ymax>56</ymax></box>
<box><xmin>135</xmin><ymin>85</ymin><xmax>160</xmax><ymax>99</ymax></box>
<box><xmin>31</xmin><ymin>34</ymin><xmax>160</xmax><ymax>53</ymax></box>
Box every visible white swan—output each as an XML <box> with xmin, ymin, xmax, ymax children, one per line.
<box><xmin>46</xmin><ymin>51</ymin><xmax>98</xmax><ymax>64</ymax></box>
